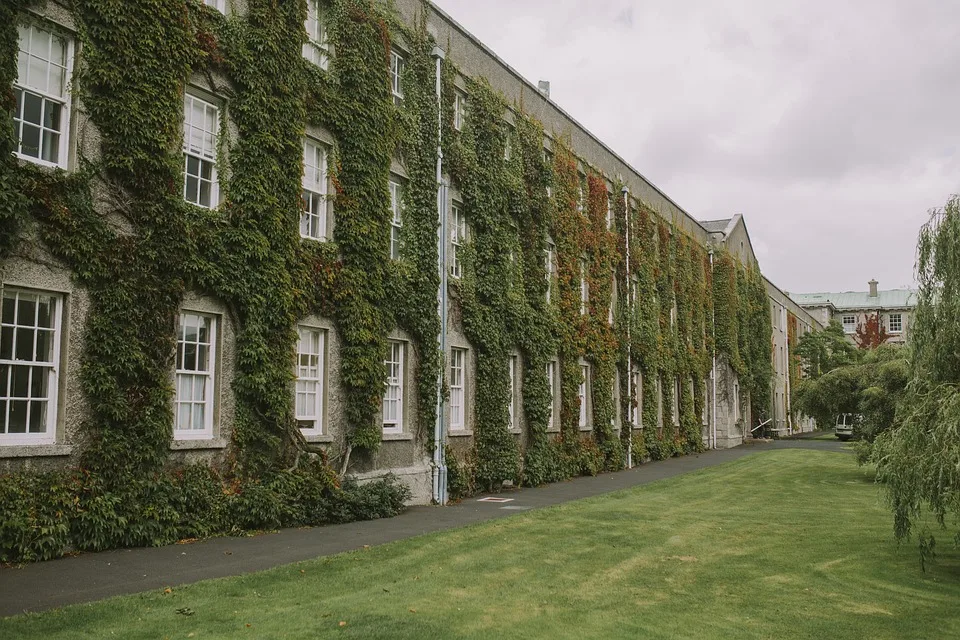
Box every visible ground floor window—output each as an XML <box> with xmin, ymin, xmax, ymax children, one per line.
<box><xmin>383</xmin><ymin>340</ymin><xmax>404</xmax><ymax>434</ymax></box>
<box><xmin>1</xmin><ymin>288</ymin><xmax>62</xmax><ymax>445</ymax></box>
<box><xmin>296</xmin><ymin>326</ymin><xmax>325</xmax><ymax>435</ymax></box>
<box><xmin>175</xmin><ymin>312</ymin><xmax>217</xmax><ymax>439</ymax></box>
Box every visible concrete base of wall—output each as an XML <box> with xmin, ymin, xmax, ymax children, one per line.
<box><xmin>352</xmin><ymin>461</ymin><xmax>434</xmax><ymax>505</ymax></box>
<box><xmin>715</xmin><ymin>435</ymin><xmax>744</xmax><ymax>449</ymax></box>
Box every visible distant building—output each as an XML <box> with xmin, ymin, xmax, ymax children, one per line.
<box><xmin>789</xmin><ymin>280</ymin><xmax>916</xmax><ymax>345</ymax></box>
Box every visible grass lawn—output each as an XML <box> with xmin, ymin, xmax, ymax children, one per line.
<box><xmin>3</xmin><ymin>450</ymin><xmax>959</xmax><ymax>639</ymax></box>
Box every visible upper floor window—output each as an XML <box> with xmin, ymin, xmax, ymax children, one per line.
<box><xmin>204</xmin><ymin>0</ymin><xmax>225</xmax><ymax>12</ymax></box>
<box><xmin>503</xmin><ymin>125</ymin><xmax>513</xmax><ymax>161</ymax></box>
<box><xmin>449</xmin><ymin>348</ymin><xmax>466</xmax><ymax>431</ymax></box>
<box><xmin>296</xmin><ymin>326</ymin><xmax>325</xmax><ymax>435</ymax></box>
<box><xmin>1</xmin><ymin>288</ymin><xmax>62</xmax><ymax>445</ymax></box>
<box><xmin>303</xmin><ymin>0</ymin><xmax>330</xmax><ymax>70</ymax></box>
<box><xmin>175</xmin><ymin>312</ymin><xmax>217</xmax><ymax>440</ymax></box>
<box><xmin>389</xmin><ymin>176</ymin><xmax>403</xmax><ymax>259</ymax></box>
<box><xmin>888</xmin><ymin>313</ymin><xmax>903</xmax><ymax>334</ymax></box>
<box><xmin>301</xmin><ymin>139</ymin><xmax>330</xmax><ymax>240</ymax></box>
<box><xmin>14</xmin><ymin>24</ymin><xmax>73</xmax><ymax>169</ymax></box>
<box><xmin>450</xmin><ymin>202</ymin><xmax>466</xmax><ymax>278</ymax></box>
<box><xmin>606</xmin><ymin>189</ymin><xmax>614</xmax><ymax>230</ymax></box>
<box><xmin>390</xmin><ymin>50</ymin><xmax>405</xmax><ymax>105</ymax></box>
<box><xmin>577</xmin><ymin>178</ymin><xmax>585</xmax><ymax>215</ymax></box>
<box><xmin>382</xmin><ymin>340</ymin><xmax>404</xmax><ymax>434</ymax></box>
<box><xmin>183</xmin><ymin>94</ymin><xmax>219</xmax><ymax>209</ymax></box>
<box><xmin>842</xmin><ymin>315</ymin><xmax>856</xmax><ymax>334</ymax></box>
<box><xmin>453</xmin><ymin>90</ymin><xmax>467</xmax><ymax>131</ymax></box>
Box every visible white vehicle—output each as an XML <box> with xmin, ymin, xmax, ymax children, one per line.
<box><xmin>834</xmin><ymin>413</ymin><xmax>859</xmax><ymax>441</ymax></box>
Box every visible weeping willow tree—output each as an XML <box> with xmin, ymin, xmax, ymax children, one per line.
<box><xmin>872</xmin><ymin>194</ymin><xmax>960</xmax><ymax>566</ymax></box>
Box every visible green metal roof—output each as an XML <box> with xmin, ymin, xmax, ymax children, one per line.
<box><xmin>789</xmin><ymin>289</ymin><xmax>917</xmax><ymax>310</ymax></box>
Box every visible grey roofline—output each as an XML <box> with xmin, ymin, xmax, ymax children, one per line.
<box><xmin>763</xmin><ymin>275</ymin><xmax>824</xmax><ymax>329</ymax></box>
<box><xmin>423</xmin><ymin>0</ymin><xmax>711</xmax><ymax>236</ymax></box>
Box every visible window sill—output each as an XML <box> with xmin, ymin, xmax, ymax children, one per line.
<box><xmin>0</xmin><ymin>443</ymin><xmax>73</xmax><ymax>459</ymax></box>
<box><xmin>382</xmin><ymin>432</ymin><xmax>413</xmax><ymax>442</ymax></box>
<box><xmin>508</xmin><ymin>428</ymin><xmax>522</xmax><ymax>435</ymax></box>
<box><xmin>448</xmin><ymin>429</ymin><xmax>473</xmax><ymax>438</ymax></box>
<box><xmin>170</xmin><ymin>438</ymin><xmax>229</xmax><ymax>451</ymax></box>
<box><xmin>302</xmin><ymin>434</ymin><xmax>335</xmax><ymax>444</ymax></box>
<box><xmin>578</xmin><ymin>425</ymin><xmax>592</xmax><ymax>432</ymax></box>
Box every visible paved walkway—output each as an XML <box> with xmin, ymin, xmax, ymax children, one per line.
<box><xmin>0</xmin><ymin>439</ymin><xmax>848</xmax><ymax>617</ymax></box>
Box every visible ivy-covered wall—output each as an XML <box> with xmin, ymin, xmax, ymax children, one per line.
<box><xmin>1</xmin><ymin>0</ymin><xmax>790</xmax><ymax>561</ymax></box>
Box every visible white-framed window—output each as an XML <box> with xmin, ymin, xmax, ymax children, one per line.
<box><xmin>295</xmin><ymin>326</ymin><xmax>325</xmax><ymax>435</ymax></box>
<box><xmin>672</xmin><ymin>377</ymin><xmax>680</xmax><ymax>425</ymax></box>
<box><xmin>670</xmin><ymin>297</ymin><xmax>678</xmax><ymax>328</ymax></box>
<box><xmin>579</xmin><ymin>364</ymin><xmax>591</xmax><ymax>428</ymax></box>
<box><xmin>630</xmin><ymin>367</ymin><xmax>642</xmax><ymax>428</ymax></box>
<box><xmin>449</xmin><ymin>348</ymin><xmax>466</xmax><ymax>431</ymax></box>
<box><xmin>14</xmin><ymin>23</ymin><xmax>73</xmax><ymax>169</ymax></box>
<box><xmin>301</xmin><ymin>138</ymin><xmax>330</xmax><ymax>240</ymax></box>
<box><xmin>175</xmin><ymin>312</ymin><xmax>217</xmax><ymax>440</ymax></box>
<box><xmin>577</xmin><ymin>175</ymin><xmax>585</xmax><ymax>214</ymax></box>
<box><xmin>390</xmin><ymin>49</ymin><xmax>404</xmax><ymax>105</ymax></box>
<box><xmin>203</xmin><ymin>0</ymin><xmax>225</xmax><ymax>12</ymax></box>
<box><xmin>508</xmin><ymin>355</ymin><xmax>518</xmax><ymax>429</ymax></box>
<box><xmin>608</xmin><ymin>276</ymin><xmax>616</xmax><ymax>326</ymax></box>
<box><xmin>182</xmin><ymin>94</ymin><xmax>219</xmax><ymax>208</ymax></box>
<box><xmin>545</xmin><ymin>240</ymin><xmax>555</xmax><ymax>303</ymax></box>
<box><xmin>382</xmin><ymin>340</ymin><xmax>404</xmax><ymax>434</ymax></box>
<box><xmin>546</xmin><ymin>360</ymin><xmax>557</xmax><ymax>430</ymax></box>
<box><xmin>733</xmin><ymin>381</ymin><xmax>740</xmax><ymax>422</ymax></box>
<box><xmin>606</xmin><ymin>189</ymin><xmax>614</xmax><ymax>230</ymax></box>
<box><xmin>450</xmin><ymin>202</ymin><xmax>466</xmax><ymax>278</ymax></box>
<box><xmin>842</xmin><ymin>315</ymin><xmax>856</xmax><ymax>334</ymax></box>
<box><xmin>703</xmin><ymin>380</ymin><xmax>709</xmax><ymax>426</ymax></box>
<box><xmin>303</xmin><ymin>0</ymin><xmax>330</xmax><ymax>70</ymax></box>
<box><xmin>453</xmin><ymin>89</ymin><xmax>467</xmax><ymax>131</ymax></box>
<box><xmin>580</xmin><ymin>258</ymin><xmax>589</xmax><ymax>315</ymax></box>
<box><xmin>389</xmin><ymin>176</ymin><xmax>403</xmax><ymax>259</ymax></box>
<box><xmin>888</xmin><ymin>313</ymin><xmax>903</xmax><ymax>334</ymax></box>
<box><xmin>1</xmin><ymin>288</ymin><xmax>62</xmax><ymax>445</ymax></box>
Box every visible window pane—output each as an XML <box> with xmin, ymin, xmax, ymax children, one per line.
<box><xmin>41</xmin><ymin>129</ymin><xmax>60</xmax><ymax>164</ymax></box>
<box><xmin>10</xmin><ymin>366</ymin><xmax>30</xmax><ymax>398</ymax></box>
<box><xmin>8</xmin><ymin>400</ymin><xmax>28</xmax><ymax>433</ymax></box>
<box><xmin>15</xmin><ymin>328</ymin><xmax>34</xmax><ymax>361</ymax></box>
<box><xmin>42</xmin><ymin>100</ymin><xmax>61</xmax><ymax>131</ymax></box>
<box><xmin>1</xmin><ymin>295</ymin><xmax>14</xmax><ymax>324</ymax></box>
<box><xmin>28</xmin><ymin>400</ymin><xmax>47</xmax><ymax>433</ymax></box>
<box><xmin>0</xmin><ymin>327</ymin><xmax>12</xmax><ymax>360</ymax></box>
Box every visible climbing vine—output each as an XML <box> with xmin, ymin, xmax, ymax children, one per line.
<box><xmin>1</xmin><ymin>0</ymin><xmax>782</xmax><ymax>556</ymax></box>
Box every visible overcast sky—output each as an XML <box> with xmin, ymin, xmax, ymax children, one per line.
<box><xmin>432</xmin><ymin>0</ymin><xmax>960</xmax><ymax>294</ymax></box>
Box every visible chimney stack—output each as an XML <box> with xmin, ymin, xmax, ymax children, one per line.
<box><xmin>537</xmin><ymin>80</ymin><xmax>551</xmax><ymax>98</ymax></box>
<box><xmin>868</xmin><ymin>279</ymin><xmax>878</xmax><ymax>297</ymax></box>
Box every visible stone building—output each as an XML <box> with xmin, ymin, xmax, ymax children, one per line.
<box><xmin>790</xmin><ymin>280</ymin><xmax>916</xmax><ymax>346</ymax></box>
<box><xmin>2</xmin><ymin>0</ymin><xmax>821</xmax><ymax>505</ymax></box>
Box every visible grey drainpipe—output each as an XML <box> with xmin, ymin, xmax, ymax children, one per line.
<box><xmin>431</xmin><ymin>45</ymin><xmax>448</xmax><ymax>505</ymax></box>
<box><xmin>622</xmin><ymin>186</ymin><xmax>632</xmax><ymax>468</ymax></box>
<box><xmin>709</xmin><ymin>249</ymin><xmax>717</xmax><ymax>450</ymax></box>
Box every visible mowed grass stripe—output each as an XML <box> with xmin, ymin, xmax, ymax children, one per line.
<box><xmin>2</xmin><ymin>450</ymin><xmax>958</xmax><ymax>639</ymax></box>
